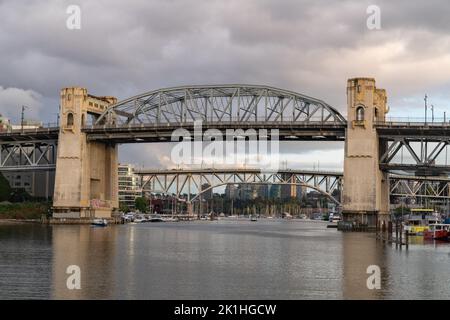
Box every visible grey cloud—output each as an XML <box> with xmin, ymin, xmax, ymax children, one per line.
<box><xmin>1</xmin><ymin>0</ymin><xmax>450</xmax><ymax>169</ymax></box>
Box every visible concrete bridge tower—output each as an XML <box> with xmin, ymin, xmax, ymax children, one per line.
<box><xmin>52</xmin><ymin>87</ymin><xmax>118</xmax><ymax>220</ymax></box>
<box><xmin>342</xmin><ymin>78</ymin><xmax>389</xmax><ymax>228</ymax></box>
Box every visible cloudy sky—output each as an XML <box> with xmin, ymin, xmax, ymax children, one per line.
<box><xmin>1</xmin><ymin>0</ymin><xmax>450</xmax><ymax>170</ymax></box>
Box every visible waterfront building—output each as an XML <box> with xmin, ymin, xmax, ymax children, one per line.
<box><xmin>0</xmin><ymin>114</ymin><xmax>11</xmax><ymax>131</ymax></box>
<box><xmin>2</xmin><ymin>171</ymin><xmax>55</xmax><ymax>199</ymax></box>
<box><xmin>118</xmin><ymin>164</ymin><xmax>142</xmax><ymax>210</ymax></box>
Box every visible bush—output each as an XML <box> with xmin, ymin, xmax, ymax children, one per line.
<box><xmin>0</xmin><ymin>172</ymin><xmax>12</xmax><ymax>201</ymax></box>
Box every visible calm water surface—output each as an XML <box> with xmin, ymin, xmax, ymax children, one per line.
<box><xmin>1</xmin><ymin>220</ymin><xmax>449</xmax><ymax>299</ymax></box>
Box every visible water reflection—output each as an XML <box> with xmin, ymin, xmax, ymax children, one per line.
<box><xmin>2</xmin><ymin>220</ymin><xmax>450</xmax><ymax>299</ymax></box>
<box><xmin>0</xmin><ymin>224</ymin><xmax>52</xmax><ymax>299</ymax></box>
<box><xmin>51</xmin><ymin>225</ymin><xmax>118</xmax><ymax>299</ymax></box>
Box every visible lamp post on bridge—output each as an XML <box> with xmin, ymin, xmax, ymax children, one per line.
<box><xmin>424</xmin><ymin>94</ymin><xmax>428</xmax><ymax>125</ymax></box>
<box><xmin>21</xmin><ymin>105</ymin><xmax>29</xmax><ymax>132</ymax></box>
<box><xmin>431</xmin><ymin>104</ymin><xmax>434</xmax><ymax>123</ymax></box>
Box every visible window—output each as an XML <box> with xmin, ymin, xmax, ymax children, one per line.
<box><xmin>356</xmin><ymin>106</ymin><xmax>365</xmax><ymax>121</ymax></box>
<box><xmin>67</xmin><ymin>112</ymin><xmax>74</xmax><ymax>126</ymax></box>
<box><xmin>374</xmin><ymin>107</ymin><xmax>379</xmax><ymax>122</ymax></box>
<box><xmin>81</xmin><ymin>114</ymin><xmax>85</xmax><ymax>126</ymax></box>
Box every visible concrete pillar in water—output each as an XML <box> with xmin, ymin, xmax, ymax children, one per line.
<box><xmin>342</xmin><ymin>78</ymin><xmax>390</xmax><ymax>228</ymax></box>
<box><xmin>53</xmin><ymin>87</ymin><xmax>118</xmax><ymax>219</ymax></box>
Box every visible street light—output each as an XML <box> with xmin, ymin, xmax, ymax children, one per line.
<box><xmin>431</xmin><ymin>104</ymin><xmax>434</xmax><ymax>123</ymax></box>
<box><xmin>424</xmin><ymin>94</ymin><xmax>428</xmax><ymax>124</ymax></box>
<box><xmin>21</xmin><ymin>105</ymin><xmax>29</xmax><ymax>131</ymax></box>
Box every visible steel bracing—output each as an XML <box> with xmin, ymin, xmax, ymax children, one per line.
<box><xmin>0</xmin><ymin>140</ymin><xmax>57</xmax><ymax>171</ymax></box>
<box><xmin>379</xmin><ymin>138</ymin><xmax>450</xmax><ymax>174</ymax></box>
<box><xmin>376</xmin><ymin>122</ymin><xmax>450</xmax><ymax>174</ymax></box>
<box><xmin>96</xmin><ymin>85</ymin><xmax>347</xmax><ymax>126</ymax></box>
<box><xmin>137</xmin><ymin>168</ymin><xmax>450</xmax><ymax>204</ymax></box>
<box><xmin>84</xmin><ymin>85</ymin><xmax>347</xmax><ymax>143</ymax></box>
<box><xmin>390</xmin><ymin>175</ymin><xmax>450</xmax><ymax>200</ymax></box>
<box><xmin>137</xmin><ymin>168</ymin><xmax>344</xmax><ymax>204</ymax></box>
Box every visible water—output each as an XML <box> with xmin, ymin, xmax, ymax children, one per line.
<box><xmin>1</xmin><ymin>219</ymin><xmax>450</xmax><ymax>299</ymax></box>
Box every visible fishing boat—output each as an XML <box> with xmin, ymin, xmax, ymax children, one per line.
<box><xmin>91</xmin><ymin>218</ymin><xmax>108</xmax><ymax>227</ymax></box>
<box><xmin>423</xmin><ymin>224</ymin><xmax>450</xmax><ymax>240</ymax></box>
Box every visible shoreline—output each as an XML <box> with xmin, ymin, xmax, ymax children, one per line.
<box><xmin>0</xmin><ymin>219</ymin><xmax>41</xmax><ymax>225</ymax></box>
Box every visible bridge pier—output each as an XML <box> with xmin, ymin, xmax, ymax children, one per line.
<box><xmin>342</xmin><ymin>78</ymin><xmax>390</xmax><ymax>230</ymax></box>
<box><xmin>52</xmin><ymin>87</ymin><xmax>118</xmax><ymax>220</ymax></box>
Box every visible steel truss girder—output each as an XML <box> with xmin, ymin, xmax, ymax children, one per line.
<box><xmin>389</xmin><ymin>175</ymin><xmax>450</xmax><ymax>200</ymax></box>
<box><xmin>0</xmin><ymin>140</ymin><xmax>57</xmax><ymax>170</ymax></box>
<box><xmin>137</xmin><ymin>169</ymin><xmax>343</xmax><ymax>204</ymax></box>
<box><xmin>380</xmin><ymin>137</ymin><xmax>450</xmax><ymax>172</ymax></box>
<box><xmin>94</xmin><ymin>84</ymin><xmax>346</xmax><ymax>126</ymax></box>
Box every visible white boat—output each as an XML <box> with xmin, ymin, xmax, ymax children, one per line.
<box><xmin>133</xmin><ymin>216</ymin><xmax>146</xmax><ymax>223</ymax></box>
<box><xmin>161</xmin><ymin>217</ymin><xmax>178</xmax><ymax>222</ymax></box>
<box><xmin>91</xmin><ymin>218</ymin><xmax>108</xmax><ymax>227</ymax></box>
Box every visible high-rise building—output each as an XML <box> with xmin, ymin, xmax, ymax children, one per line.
<box><xmin>225</xmin><ymin>184</ymin><xmax>238</xmax><ymax>199</ymax></box>
<box><xmin>257</xmin><ymin>184</ymin><xmax>269</xmax><ymax>199</ymax></box>
<box><xmin>118</xmin><ymin>164</ymin><xmax>142</xmax><ymax>210</ymax></box>
<box><xmin>0</xmin><ymin>114</ymin><xmax>11</xmax><ymax>131</ymax></box>
<box><xmin>238</xmin><ymin>184</ymin><xmax>258</xmax><ymax>200</ymax></box>
<box><xmin>269</xmin><ymin>185</ymin><xmax>281</xmax><ymax>199</ymax></box>
<box><xmin>201</xmin><ymin>183</ymin><xmax>212</xmax><ymax>200</ymax></box>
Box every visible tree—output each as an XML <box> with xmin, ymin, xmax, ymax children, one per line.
<box><xmin>0</xmin><ymin>172</ymin><xmax>12</xmax><ymax>202</ymax></box>
<box><xmin>119</xmin><ymin>203</ymin><xmax>130</xmax><ymax>213</ymax></box>
<box><xmin>135</xmin><ymin>197</ymin><xmax>149</xmax><ymax>213</ymax></box>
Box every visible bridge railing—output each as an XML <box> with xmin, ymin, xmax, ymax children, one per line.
<box><xmin>83</xmin><ymin>118</ymin><xmax>347</xmax><ymax>130</ymax></box>
<box><xmin>4</xmin><ymin>122</ymin><xmax>60</xmax><ymax>134</ymax></box>
<box><xmin>375</xmin><ymin>117</ymin><xmax>450</xmax><ymax>126</ymax></box>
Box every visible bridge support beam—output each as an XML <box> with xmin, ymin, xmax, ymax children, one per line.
<box><xmin>342</xmin><ymin>78</ymin><xmax>390</xmax><ymax>229</ymax></box>
<box><xmin>52</xmin><ymin>87</ymin><xmax>118</xmax><ymax>220</ymax></box>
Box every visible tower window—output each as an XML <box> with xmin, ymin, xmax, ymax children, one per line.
<box><xmin>374</xmin><ymin>107</ymin><xmax>379</xmax><ymax>122</ymax></box>
<box><xmin>356</xmin><ymin>106</ymin><xmax>365</xmax><ymax>121</ymax></box>
<box><xmin>67</xmin><ymin>112</ymin><xmax>74</xmax><ymax>127</ymax></box>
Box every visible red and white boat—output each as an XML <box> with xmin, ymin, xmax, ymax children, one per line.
<box><xmin>423</xmin><ymin>224</ymin><xmax>450</xmax><ymax>240</ymax></box>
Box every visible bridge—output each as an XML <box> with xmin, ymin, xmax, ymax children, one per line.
<box><xmin>135</xmin><ymin>168</ymin><xmax>450</xmax><ymax>207</ymax></box>
<box><xmin>1</xmin><ymin>78</ymin><xmax>450</xmax><ymax>227</ymax></box>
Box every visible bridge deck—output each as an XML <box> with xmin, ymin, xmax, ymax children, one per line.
<box><xmin>83</xmin><ymin>122</ymin><xmax>346</xmax><ymax>143</ymax></box>
<box><xmin>375</xmin><ymin>122</ymin><xmax>450</xmax><ymax>139</ymax></box>
<box><xmin>0</xmin><ymin>128</ymin><xmax>59</xmax><ymax>141</ymax></box>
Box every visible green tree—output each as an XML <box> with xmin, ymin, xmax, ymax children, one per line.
<box><xmin>119</xmin><ymin>203</ymin><xmax>130</xmax><ymax>213</ymax></box>
<box><xmin>0</xmin><ymin>173</ymin><xmax>12</xmax><ymax>201</ymax></box>
<box><xmin>135</xmin><ymin>197</ymin><xmax>148</xmax><ymax>213</ymax></box>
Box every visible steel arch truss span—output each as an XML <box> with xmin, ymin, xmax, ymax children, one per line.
<box><xmin>137</xmin><ymin>169</ymin><xmax>343</xmax><ymax>204</ymax></box>
<box><xmin>390</xmin><ymin>175</ymin><xmax>450</xmax><ymax>200</ymax></box>
<box><xmin>0</xmin><ymin>140</ymin><xmax>57</xmax><ymax>171</ymax></box>
<box><xmin>380</xmin><ymin>138</ymin><xmax>450</xmax><ymax>174</ymax></box>
<box><xmin>95</xmin><ymin>85</ymin><xmax>346</xmax><ymax>126</ymax></box>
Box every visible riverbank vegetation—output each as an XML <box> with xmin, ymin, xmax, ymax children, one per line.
<box><xmin>0</xmin><ymin>173</ymin><xmax>51</xmax><ymax>220</ymax></box>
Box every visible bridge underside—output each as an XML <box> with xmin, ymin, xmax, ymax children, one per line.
<box><xmin>84</xmin><ymin>123</ymin><xmax>345</xmax><ymax>143</ymax></box>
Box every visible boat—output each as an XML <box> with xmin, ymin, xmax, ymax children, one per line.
<box><xmin>133</xmin><ymin>216</ymin><xmax>146</xmax><ymax>223</ymax></box>
<box><xmin>149</xmin><ymin>214</ymin><xmax>164</xmax><ymax>222</ymax></box>
<box><xmin>423</xmin><ymin>224</ymin><xmax>450</xmax><ymax>240</ymax></box>
<box><xmin>331</xmin><ymin>214</ymin><xmax>342</xmax><ymax>223</ymax></box>
<box><xmin>404</xmin><ymin>209</ymin><xmax>440</xmax><ymax>235</ymax></box>
<box><xmin>91</xmin><ymin>218</ymin><xmax>108</xmax><ymax>227</ymax></box>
